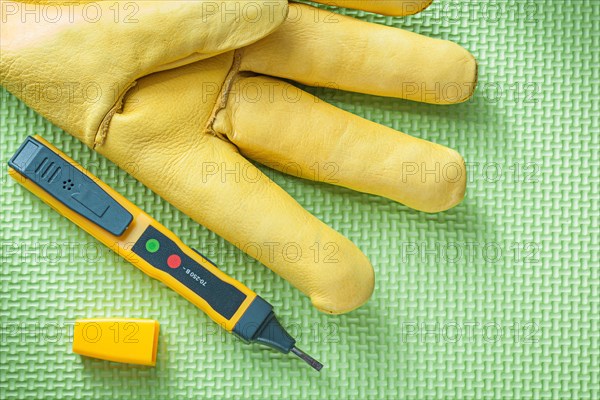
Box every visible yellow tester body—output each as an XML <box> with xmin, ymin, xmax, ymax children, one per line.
<box><xmin>8</xmin><ymin>135</ymin><xmax>322</xmax><ymax>370</ymax></box>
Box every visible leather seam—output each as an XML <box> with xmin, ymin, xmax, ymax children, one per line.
<box><xmin>93</xmin><ymin>81</ymin><xmax>137</xmax><ymax>149</ymax></box>
<box><xmin>203</xmin><ymin>49</ymin><xmax>242</xmax><ymax>141</ymax></box>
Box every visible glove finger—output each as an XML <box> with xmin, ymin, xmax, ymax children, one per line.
<box><xmin>214</xmin><ymin>74</ymin><xmax>466</xmax><ymax>213</ymax></box>
<box><xmin>310</xmin><ymin>0</ymin><xmax>433</xmax><ymax>16</ymax></box>
<box><xmin>97</xmin><ymin>57</ymin><xmax>374</xmax><ymax>315</ymax></box>
<box><xmin>240</xmin><ymin>3</ymin><xmax>477</xmax><ymax>104</ymax></box>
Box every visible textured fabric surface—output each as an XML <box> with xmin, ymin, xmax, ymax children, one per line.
<box><xmin>1</xmin><ymin>0</ymin><xmax>598</xmax><ymax>398</ymax></box>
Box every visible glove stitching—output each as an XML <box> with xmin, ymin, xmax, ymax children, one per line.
<box><xmin>204</xmin><ymin>50</ymin><xmax>242</xmax><ymax>142</ymax></box>
<box><xmin>93</xmin><ymin>81</ymin><xmax>137</xmax><ymax>149</ymax></box>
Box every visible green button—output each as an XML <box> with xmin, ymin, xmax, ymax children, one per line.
<box><xmin>146</xmin><ymin>239</ymin><xmax>160</xmax><ymax>253</ymax></box>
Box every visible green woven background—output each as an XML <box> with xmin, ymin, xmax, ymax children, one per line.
<box><xmin>1</xmin><ymin>0</ymin><xmax>598</xmax><ymax>398</ymax></box>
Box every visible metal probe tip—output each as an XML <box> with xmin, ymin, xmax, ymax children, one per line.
<box><xmin>291</xmin><ymin>347</ymin><xmax>323</xmax><ymax>371</ymax></box>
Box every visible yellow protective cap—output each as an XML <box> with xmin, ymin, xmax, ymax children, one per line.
<box><xmin>73</xmin><ymin>318</ymin><xmax>160</xmax><ymax>366</ymax></box>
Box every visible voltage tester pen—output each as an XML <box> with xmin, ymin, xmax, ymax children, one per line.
<box><xmin>8</xmin><ymin>135</ymin><xmax>323</xmax><ymax>371</ymax></box>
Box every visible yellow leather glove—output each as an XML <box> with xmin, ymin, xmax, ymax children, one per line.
<box><xmin>1</xmin><ymin>0</ymin><xmax>477</xmax><ymax>314</ymax></box>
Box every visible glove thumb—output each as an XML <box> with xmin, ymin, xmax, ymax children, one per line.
<box><xmin>0</xmin><ymin>0</ymin><xmax>288</xmax><ymax>145</ymax></box>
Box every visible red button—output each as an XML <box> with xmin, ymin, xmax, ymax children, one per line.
<box><xmin>167</xmin><ymin>254</ymin><xmax>181</xmax><ymax>269</ymax></box>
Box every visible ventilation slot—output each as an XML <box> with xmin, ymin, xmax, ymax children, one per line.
<box><xmin>48</xmin><ymin>167</ymin><xmax>61</xmax><ymax>183</ymax></box>
<box><xmin>41</xmin><ymin>162</ymin><xmax>55</xmax><ymax>180</ymax></box>
<box><xmin>35</xmin><ymin>157</ymin><xmax>48</xmax><ymax>173</ymax></box>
